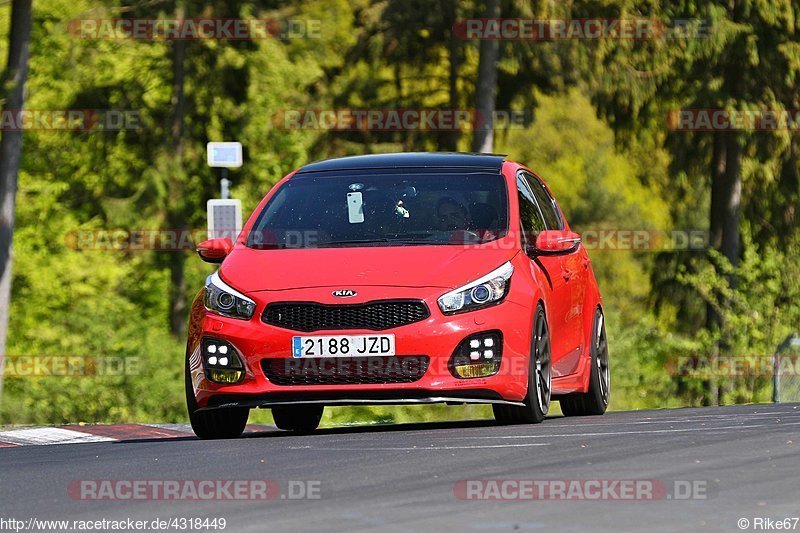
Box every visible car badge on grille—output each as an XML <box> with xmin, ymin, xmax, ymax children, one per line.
<box><xmin>332</xmin><ymin>289</ymin><xmax>357</xmax><ymax>298</ymax></box>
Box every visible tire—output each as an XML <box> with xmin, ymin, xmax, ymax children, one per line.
<box><xmin>272</xmin><ymin>405</ymin><xmax>324</xmax><ymax>433</ymax></box>
<box><xmin>493</xmin><ymin>304</ymin><xmax>551</xmax><ymax>425</ymax></box>
<box><xmin>185</xmin><ymin>356</ymin><xmax>249</xmax><ymax>439</ymax></box>
<box><xmin>560</xmin><ymin>307</ymin><xmax>609</xmax><ymax>416</ymax></box>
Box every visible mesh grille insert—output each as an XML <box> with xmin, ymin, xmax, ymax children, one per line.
<box><xmin>261</xmin><ymin>300</ymin><xmax>429</xmax><ymax>332</ymax></box>
<box><xmin>261</xmin><ymin>355</ymin><xmax>430</xmax><ymax>386</ymax></box>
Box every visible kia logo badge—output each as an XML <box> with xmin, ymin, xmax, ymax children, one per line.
<box><xmin>332</xmin><ymin>289</ymin><xmax>357</xmax><ymax>298</ymax></box>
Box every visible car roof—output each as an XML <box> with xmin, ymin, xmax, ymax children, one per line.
<box><xmin>294</xmin><ymin>152</ymin><xmax>507</xmax><ymax>174</ymax></box>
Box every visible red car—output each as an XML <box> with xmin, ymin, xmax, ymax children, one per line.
<box><xmin>186</xmin><ymin>153</ymin><xmax>609</xmax><ymax>438</ymax></box>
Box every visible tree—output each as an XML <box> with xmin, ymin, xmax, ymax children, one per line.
<box><xmin>167</xmin><ymin>1</ymin><xmax>189</xmax><ymax>337</ymax></box>
<box><xmin>584</xmin><ymin>0</ymin><xmax>800</xmax><ymax>404</ymax></box>
<box><xmin>0</xmin><ymin>0</ymin><xmax>33</xmax><ymax>396</ymax></box>
<box><xmin>471</xmin><ymin>0</ymin><xmax>499</xmax><ymax>153</ymax></box>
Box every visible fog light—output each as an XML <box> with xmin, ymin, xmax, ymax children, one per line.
<box><xmin>453</xmin><ymin>363</ymin><xmax>496</xmax><ymax>379</ymax></box>
<box><xmin>201</xmin><ymin>337</ymin><xmax>244</xmax><ymax>384</ymax></box>
<box><xmin>449</xmin><ymin>331</ymin><xmax>502</xmax><ymax>379</ymax></box>
<box><xmin>207</xmin><ymin>369</ymin><xmax>244</xmax><ymax>384</ymax></box>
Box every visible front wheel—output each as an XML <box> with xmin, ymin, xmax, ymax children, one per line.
<box><xmin>272</xmin><ymin>405</ymin><xmax>324</xmax><ymax>433</ymax></box>
<box><xmin>185</xmin><ymin>356</ymin><xmax>249</xmax><ymax>439</ymax></box>
<box><xmin>493</xmin><ymin>304</ymin><xmax>551</xmax><ymax>425</ymax></box>
<box><xmin>560</xmin><ymin>307</ymin><xmax>609</xmax><ymax>416</ymax></box>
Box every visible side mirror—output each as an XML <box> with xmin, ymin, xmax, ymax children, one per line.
<box><xmin>529</xmin><ymin>230</ymin><xmax>581</xmax><ymax>256</ymax></box>
<box><xmin>197</xmin><ymin>238</ymin><xmax>233</xmax><ymax>264</ymax></box>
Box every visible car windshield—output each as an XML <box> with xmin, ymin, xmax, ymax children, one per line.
<box><xmin>246</xmin><ymin>170</ymin><xmax>508</xmax><ymax>248</ymax></box>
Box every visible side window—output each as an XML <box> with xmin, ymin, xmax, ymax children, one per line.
<box><xmin>523</xmin><ymin>172</ymin><xmax>563</xmax><ymax>230</ymax></box>
<box><xmin>516</xmin><ymin>175</ymin><xmax>546</xmax><ymax>246</ymax></box>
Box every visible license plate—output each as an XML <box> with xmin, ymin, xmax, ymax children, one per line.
<box><xmin>291</xmin><ymin>334</ymin><xmax>396</xmax><ymax>358</ymax></box>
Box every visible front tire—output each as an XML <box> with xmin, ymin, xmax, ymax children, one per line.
<box><xmin>272</xmin><ymin>405</ymin><xmax>324</xmax><ymax>433</ymax></box>
<box><xmin>493</xmin><ymin>304</ymin><xmax>551</xmax><ymax>425</ymax></box>
<box><xmin>560</xmin><ymin>307</ymin><xmax>609</xmax><ymax>416</ymax></box>
<box><xmin>185</xmin><ymin>356</ymin><xmax>249</xmax><ymax>439</ymax></box>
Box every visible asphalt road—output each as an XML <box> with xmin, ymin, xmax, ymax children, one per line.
<box><xmin>1</xmin><ymin>403</ymin><xmax>799</xmax><ymax>532</ymax></box>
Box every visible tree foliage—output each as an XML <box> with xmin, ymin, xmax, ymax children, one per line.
<box><xmin>0</xmin><ymin>0</ymin><xmax>798</xmax><ymax>424</ymax></box>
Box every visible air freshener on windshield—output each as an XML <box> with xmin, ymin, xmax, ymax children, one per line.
<box><xmin>395</xmin><ymin>200</ymin><xmax>410</xmax><ymax>218</ymax></box>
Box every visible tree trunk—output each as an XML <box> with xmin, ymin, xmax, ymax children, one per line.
<box><xmin>703</xmin><ymin>0</ymin><xmax>744</xmax><ymax>406</ymax></box>
<box><xmin>720</xmin><ymin>133</ymin><xmax>742</xmax><ymax>274</ymax></box>
<box><xmin>708</xmin><ymin>135</ymin><xmax>727</xmax><ymax>254</ymax></box>
<box><xmin>0</xmin><ymin>0</ymin><xmax>33</xmax><ymax>396</ymax></box>
<box><xmin>703</xmin><ymin>134</ymin><xmax>727</xmax><ymax>406</ymax></box>
<box><xmin>706</xmin><ymin>134</ymin><xmax>727</xmax><ymax>330</ymax></box>
<box><xmin>168</xmin><ymin>3</ymin><xmax>188</xmax><ymax>337</ymax></box>
<box><xmin>704</xmin><ymin>132</ymin><xmax>742</xmax><ymax>405</ymax></box>
<box><xmin>715</xmin><ymin>133</ymin><xmax>743</xmax><ymax>405</ymax></box>
<box><xmin>443</xmin><ymin>0</ymin><xmax>460</xmax><ymax>152</ymax></box>
<box><xmin>471</xmin><ymin>0</ymin><xmax>500</xmax><ymax>153</ymax></box>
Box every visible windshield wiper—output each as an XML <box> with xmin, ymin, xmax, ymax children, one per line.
<box><xmin>318</xmin><ymin>238</ymin><xmax>433</xmax><ymax>247</ymax></box>
<box><xmin>248</xmin><ymin>243</ymin><xmax>290</xmax><ymax>249</ymax></box>
<box><xmin>251</xmin><ymin>239</ymin><xmax>439</xmax><ymax>249</ymax></box>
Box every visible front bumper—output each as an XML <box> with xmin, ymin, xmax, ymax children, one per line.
<box><xmin>187</xmin><ymin>285</ymin><xmax>534</xmax><ymax>410</ymax></box>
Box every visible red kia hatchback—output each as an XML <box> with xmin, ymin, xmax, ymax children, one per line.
<box><xmin>186</xmin><ymin>153</ymin><xmax>609</xmax><ymax>438</ymax></box>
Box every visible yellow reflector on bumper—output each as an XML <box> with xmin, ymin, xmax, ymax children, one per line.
<box><xmin>453</xmin><ymin>363</ymin><xmax>496</xmax><ymax>379</ymax></box>
<box><xmin>208</xmin><ymin>369</ymin><xmax>244</xmax><ymax>384</ymax></box>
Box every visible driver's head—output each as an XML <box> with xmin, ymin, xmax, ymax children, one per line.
<box><xmin>436</xmin><ymin>196</ymin><xmax>468</xmax><ymax>231</ymax></box>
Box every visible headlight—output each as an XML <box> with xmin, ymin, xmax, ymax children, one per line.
<box><xmin>438</xmin><ymin>262</ymin><xmax>513</xmax><ymax>314</ymax></box>
<box><xmin>204</xmin><ymin>271</ymin><xmax>256</xmax><ymax>320</ymax></box>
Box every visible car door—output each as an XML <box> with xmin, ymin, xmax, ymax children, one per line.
<box><xmin>521</xmin><ymin>171</ymin><xmax>585</xmax><ymax>376</ymax></box>
<box><xmin>516</xmin><ymin>172</ymin><xmax>572</xmax><ymax>366</ymax></box>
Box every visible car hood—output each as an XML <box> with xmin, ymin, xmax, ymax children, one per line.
<box><xmin>220</xmin><ymin>245</ymin><xmax>518</xmax><ymax>293</ymax></box>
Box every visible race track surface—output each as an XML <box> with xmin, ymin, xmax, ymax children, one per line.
<box><xmin>1</xmin><ymin>403</ymin><xmax>798</xmax><ymax>532</ymax></box>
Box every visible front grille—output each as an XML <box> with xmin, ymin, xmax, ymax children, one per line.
<box><xmin>261</xmin><ymin>300</ymin><xmax>429</xmax><ymax>332</ymax></box>
<box><xmin>262</xmin><ymin>355</ymin><xmax>430</xmax><ymax>386</ymax></box>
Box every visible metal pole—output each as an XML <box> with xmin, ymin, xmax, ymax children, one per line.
<box><xmin>220</xmin><ymin>168</ymin><xmax>230</xmax><ymax>200</ymax></box>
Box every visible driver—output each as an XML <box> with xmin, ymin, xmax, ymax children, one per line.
<box><xmin>436</xmin><ymin>196</ymin><xmax>470</xmax><ymax>232</ymax></box>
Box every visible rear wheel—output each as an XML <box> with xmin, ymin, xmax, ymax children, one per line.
<box><xmin>185</xmin><ymin>356</ymin><xmax>249</xmax><ymax>439</ymax></box>
<box><xmin>493</xmin><ymin>304</ymin><xmax>551</xmax><ymax>425</ymax></box>
<box><xmin>272</xmin><ymin>405</ymin><xmax>324</xmax><ymax>433</ymax></box>
<box><xmin>560</xmin><ymin>308</ymin><xmax>609</xmax><ymax>416</ymax></box>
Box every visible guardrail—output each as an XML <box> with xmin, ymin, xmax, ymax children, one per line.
<box><xmin>773</xmin><ymin>333</ymin><xmax>800</xmax><ymax>403</ymax></box>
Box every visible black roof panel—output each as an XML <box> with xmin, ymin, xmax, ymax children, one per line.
<box><xmin>295</xmin><ymin>152</ymin><xmax>506</xmax><ymax>174</ymax></box>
